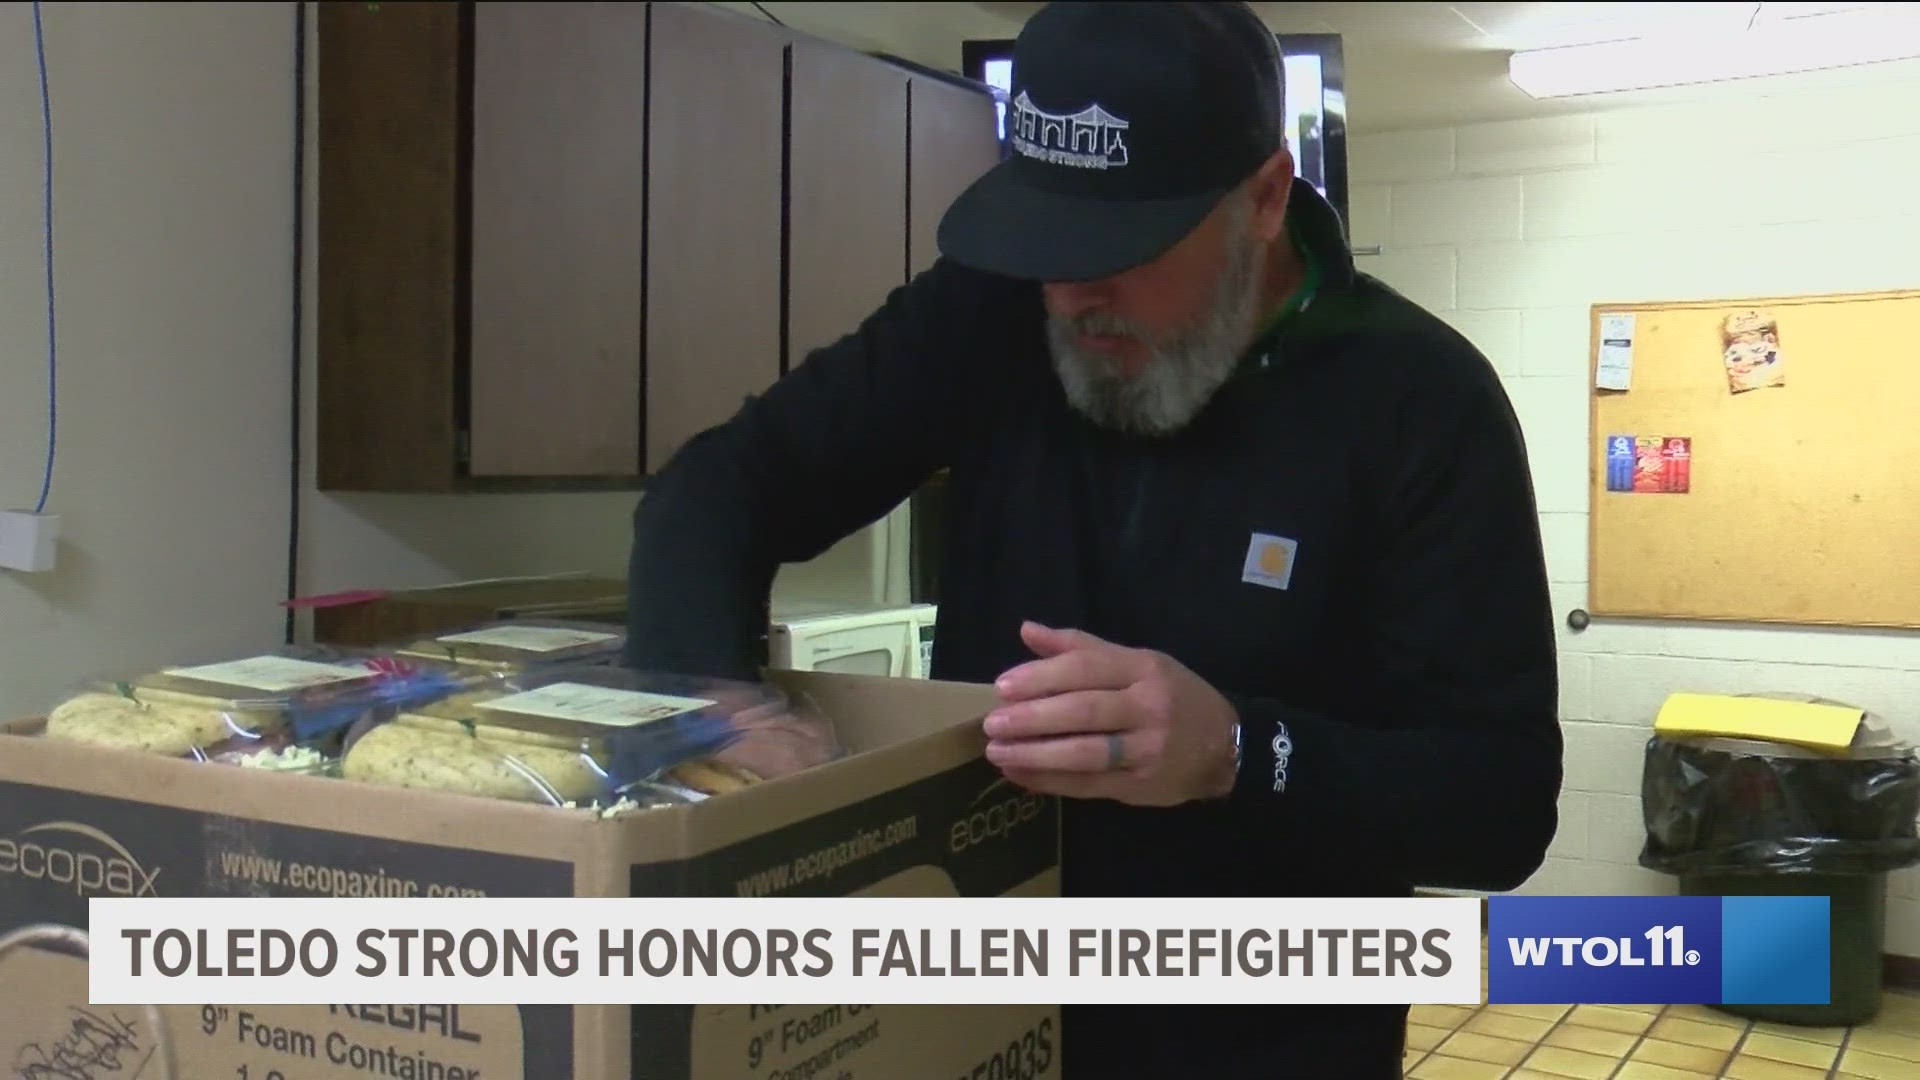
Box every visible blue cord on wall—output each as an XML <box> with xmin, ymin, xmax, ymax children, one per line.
<box><xmin>31</xmin><ymin>0</ymin><xmax>56</xmax><ymax>516</ymax></box>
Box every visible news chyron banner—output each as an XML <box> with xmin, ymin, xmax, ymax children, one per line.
<box><xmin>78</xmin><ymin>894</ymin><xmax>1831</xmax><ymax>1007</ymax></box>
<box><xmin>1486</xmin><ymin>894</ymin><xmax>1832</xmax><ymax>1007</ymax></box>
<box><xmin>83</xmin><ymin>897</ymin><xmax>1482</xmax><ymax>1006</ymax></box>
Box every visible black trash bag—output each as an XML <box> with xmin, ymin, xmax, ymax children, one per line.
<box><xmin>1638</xmin><ymin>703</ymin><xmax>1920</xmax><ymax>876</ymax></box>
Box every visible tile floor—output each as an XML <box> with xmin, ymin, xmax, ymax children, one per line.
<box><xmin>1403</xmin><ymin>936</ymin><xmax>1920</xmax><ymax>1079</ymax></box>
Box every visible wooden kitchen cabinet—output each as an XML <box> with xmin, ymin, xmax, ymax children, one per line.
<box><xmin>787</xmin><ymin>37</ymin><xmax>910</xmax><ymax>364</ymax></box>
<box><xmin>909</xmin><ymin>73</ymin><xmax>1005</xmax><ymax>276</ymax></box>
<box><xmin>642</xmin><ymin>2</ymin><xmax>787</xmax><ymax>473</ymax></box>
<box><xmin>315</xmin><ymin>0</ymin><xmax>467</xmax><ymax>492</ymax></box>
<box><xmin>318</xmin><ymin>0</ymin><xmax>653</xmax><ymax>490</ymax></box>
<box><xmin>469</xmin><ymin>1</ymin><xmax>647</xmax><ymax>479</ymax></box>
<box><xmin>315</xmin><ymin>1</ymin><xmax>997</xmax><ymax>493</ymax></box>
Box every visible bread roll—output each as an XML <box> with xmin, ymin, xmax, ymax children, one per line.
<box><xmin>667</xmin><ymin>759</ymin><xmax>762</xmax><ymax>796</ymax></box>
<box><xmin>43</xmin><ymin>688</ymin><xmax>283</xmax><ymax>757</ymax></box>
<box><xmin>341</xmin><ymin>715</ymin><xmax>610</xmax><ymax>803</ymax></box>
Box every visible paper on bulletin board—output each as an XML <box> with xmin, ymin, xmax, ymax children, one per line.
<box><xmin>1605</xmin><ymin>434</ymin><xmax>1690</xmax><ymax>493</ymax></box>
<box><xmin>1661</xmin><ymin>437</ymin><xmax>1691</xmax><ymax>492</ymax></box>
<box><xmin>1595</xmin><ymin>313</ymin><xmax>1635</xmax><ymax>390</ymax></box>
<box><xmin>1721</xmin><ymin>308</ymin><xmax>1785</xmax><ymax>394</ymax></box>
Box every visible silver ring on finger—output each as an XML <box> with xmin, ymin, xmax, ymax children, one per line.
<box><xmin>1105</xmin><ymin>731</ymin><xmax>1126</xmax><ymax>771</ymax></box>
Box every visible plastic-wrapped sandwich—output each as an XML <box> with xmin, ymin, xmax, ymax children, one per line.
<box><xmin>387</xmin><ymin>619</ymin><xmax>627</xmax><ymax>674</ymax></box>
<box><xmin>339</xmin><ymin>665</ymin><xmax>843</xmax><ymax>808</ymax></box>
<box><xmin>39</xmin><ymin>649</ymin><xmax>492</xmax><ymax>766</ymax></box>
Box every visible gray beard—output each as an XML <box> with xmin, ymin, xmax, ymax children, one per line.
<box><xmin>1046</xmin><ymin>210</ymin><xmax>1267</xmax><ymax>437</ymax></box>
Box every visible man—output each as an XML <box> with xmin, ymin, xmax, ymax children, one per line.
<box><xmin>626</xmin><ymin>2</ymin><xmax>1562</xmax><ymax>1076</ymax></box>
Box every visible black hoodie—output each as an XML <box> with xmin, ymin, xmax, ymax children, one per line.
<box><xmin>625</xmin><ymin>179</ymin><xmax>1563</xmax><ymax>1073</ymax></box>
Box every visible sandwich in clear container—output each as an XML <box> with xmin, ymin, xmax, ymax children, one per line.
<box><xmin>384</xmin><ymin>619</ymin><xmax>628</xmax><ymax>674</ymax></box>
<box><xmin>38</xmin><ymin>647</ymin><xmax>497</xmax><ymax>768</ymax></box>
<box><xmin>337</xmin><ymin>664</ymin><xmax>843</xmax><ymax>811</ymax></box>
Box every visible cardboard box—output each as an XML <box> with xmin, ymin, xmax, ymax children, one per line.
<box><xmin>305</xmin><ymin>574</ymin><xmax>629</xmax><ymax>648</ymax></box>
<box><xmin>0</xmin><ymin>672</ymin><xmax>1061</xmax><ymax>1080</ymax></box>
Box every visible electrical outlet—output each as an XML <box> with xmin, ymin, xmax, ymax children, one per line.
<box><xmin>0</xmin><ymin>510</ymin><xmax>58</xmax><ymax>572</ymax></box>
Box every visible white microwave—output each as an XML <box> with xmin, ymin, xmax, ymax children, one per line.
<box><xmin>768</xmin><ymin>602</ymin><xmax>937</xmax><ymax>679</ymax></box>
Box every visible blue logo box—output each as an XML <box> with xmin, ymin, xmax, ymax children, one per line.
<box><xmin>1487</xmin><ymin>895</ymin><xmax>1831</xmax><ymax>1005</ymax></box>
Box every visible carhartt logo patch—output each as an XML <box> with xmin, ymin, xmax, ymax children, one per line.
<box><xmin>1242</xmin><ymin>533</ymin><xmax>1297</xmax><ymax>590</ymax></box>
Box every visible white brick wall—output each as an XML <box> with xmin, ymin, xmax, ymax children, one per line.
<box><xmin>1351</xmin><ymin>82</ymin><xmax>1920</xmax><ymax>957</ymax></box>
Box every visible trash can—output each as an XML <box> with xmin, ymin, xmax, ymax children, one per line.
<box><xmin>1639</xmin><ymin>695</ymin><xmax>1920</xmax><ymax>1027</ymax></box>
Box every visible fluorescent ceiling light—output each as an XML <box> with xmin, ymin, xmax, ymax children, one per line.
<box><xmin>1508</xmin><ymin>5</ymin><xmax>1920</xmax><ymax>98</ymax></box>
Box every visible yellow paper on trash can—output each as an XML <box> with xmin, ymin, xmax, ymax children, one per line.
<box><xmin>1653</xmin><ymin>692</ymin><xmax>1862</xmax><ymax>751</ymax></box>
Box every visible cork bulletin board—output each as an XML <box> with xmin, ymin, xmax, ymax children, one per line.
<box><xmin>1587</xmin><ymin>288</ymin><xmax>1920</xmax><ymax>629</ymax></box>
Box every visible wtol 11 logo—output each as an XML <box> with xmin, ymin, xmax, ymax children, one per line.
<box><xmin>1507</xmin><ymin>923</ymin><xmax>1700</xmax><ymax>969</ymax></box>
<box><xmin>1487</xmin><ymin>895</ymin><xmax>1832</xmax><ymax>1006</ymax></box>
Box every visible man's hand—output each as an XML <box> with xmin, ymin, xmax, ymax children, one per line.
<box><xmin>981</xmin><ymin>621</ymin><xmax>1240</xmax><ymax>806</ymax></box>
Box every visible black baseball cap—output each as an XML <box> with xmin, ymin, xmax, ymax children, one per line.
<box><xmin>937</xmin><ymin>1</ymin><xmax>1287</xmax><ymax>283</ymax></box>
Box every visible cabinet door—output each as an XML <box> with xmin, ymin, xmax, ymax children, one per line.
<box><xmin>316</xmin><ymin>1</ymin><xmax>465</xmax><ymax>492</ymax></box>
<box><xmin>788</xmin><ymin>39</ymin><xmax>910</xmax><ymax>362</ymax></box>
<box><xmin>644</xmin><ymin>2</ymin><xmax>787</xmax><ymax>473</ymax></box>
<box><xmin>468</xmin><ymin>2</ymin><xmax>647</xmax><ymax>479</ymax></box>
<box><xmin>908</xmin><ymin>75</ymin><xmax>1002</xmax><ymax>277</ymax></box>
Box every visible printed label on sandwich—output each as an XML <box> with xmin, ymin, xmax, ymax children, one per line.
<box><xmin>161</xmin><ymin>656</ymin><xmax>372</xmax><ymax>694</ymax></box>
<box><xmin>434</xmin><ymin>625</ymin><xmax>621</xmax><ymax>653</ymax></box>
<box><xmin>478</xmin><ymin>682</ymin><xmax>715</xmax><ymax>729</ymax></box>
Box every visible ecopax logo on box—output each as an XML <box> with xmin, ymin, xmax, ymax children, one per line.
<box><xmin>1487</xmin><ymin>895</ymin><xmax>1831</xmax><ymax>1006</ymax></box>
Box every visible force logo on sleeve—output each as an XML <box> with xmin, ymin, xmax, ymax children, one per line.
<box><xmin>1271</xmin><ymin>725</ymin><xmax>1293</xmax><ymax>793</ymax></box>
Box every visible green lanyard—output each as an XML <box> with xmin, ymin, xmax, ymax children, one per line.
<box><xmin>1243</xmin><ymin>223</ymin><xmax>1321</xmax><ymax>367</ymax></box>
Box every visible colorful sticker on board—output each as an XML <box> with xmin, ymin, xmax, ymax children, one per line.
<box><xmin>1606</xmin><ymin>435</ymin><xmax>1636</xmax><ymax>492</ymax></box>
<box><xmin>1633</xmin><ymin>437</ymin><xmax>1668</xmax><ymax>493</ymax></box>
<box><xmin>1722</xmin><ymin>308</ymin><xmax>1785</xmax><ymax>394</ymax></box>
<box><xmin>1662</xmin><ymin>437</ymin><xmax>1691</xmax><ymax>493</ymax></box>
